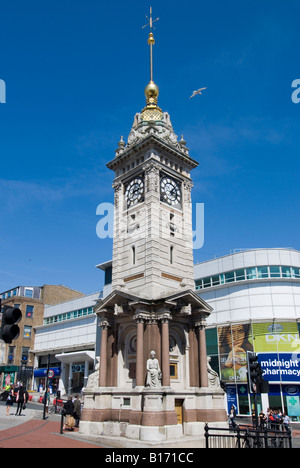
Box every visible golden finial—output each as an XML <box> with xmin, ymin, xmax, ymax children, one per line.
<box><xmin>141</xmin><ymin>7</ymin><xmax>162</xmax><ymax>121</ymax></box>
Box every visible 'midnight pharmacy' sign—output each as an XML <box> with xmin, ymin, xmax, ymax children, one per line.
<box><xmin>258</xmin><ymin>353</ymin><xmax>300</xmax><ymax>383</ymax></box>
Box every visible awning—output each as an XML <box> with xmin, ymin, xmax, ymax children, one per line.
<box><xmin>55</xmin><ymin>350</ymin><xmax>95</xmax><ymax>364</ymax></box>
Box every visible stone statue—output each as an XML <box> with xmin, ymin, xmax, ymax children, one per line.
<box><xmin>146</xmin><ymin>350</ymin><xmax>162</xmax><ymax>388</ymax></box>
<box><xmin>207</xmin><ymin>356</ymin><xmax>220</xmax><ymax>389</ymax></box>
<box><xmin>86</xmin><ymin>357</ymin><xmax>100</xmax><ymax>389</ymax></box>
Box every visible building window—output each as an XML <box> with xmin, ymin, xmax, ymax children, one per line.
<box><xmin>292</xmin><ymin>267</ymin><xmax>300</xmax><ymax>278</ymax></box>
<box><xmin>24</xmin><ymin>288</ymin><xmax>33</xmax><ymax>298</ymax></box>
<box><xmin>170</xmin><ymin>363</ymin><xmax>178</xmax><ymax>379</ymax></box>
<box><xmin>257</xmin><ymin>266</ymin><xmax>268</xmax><ymax>278</ymax></box>
<box><xmin>170</xmin><ymin>246</ymin><xmax>174</xmax><ymax>264</ymax></box>
<box><xmin>23</xmin><ymin>326</ymin><xmax>32</xmax><ymax>339</ymax></box>
<box><xmin>195</xmin><ymin>263</ymin><xmax>300</xmax><ymax>290</ymax></box>
<box><xmin>7</xmin><ymin>347</ymin><xmax>15</xmax><ymax>363</ymax></box>
<box><xmin>21</xmin><ymin>347</ymin><xmax>30</xmax><ymax>365</ymax></box>
<box><xmin>203</xmin><ymin>277</ymin><xmax>211</xmax><ymax>288</ymax></box>
<box><xmin>225</xmin><ymin>271</ymin><xmax>235</xmax><ymax>283</ymax></box>
<box><xmin>246</xmin><ymin>267</ymin><xmax>257</xmax><ymax>280</ymax></box>
<box><xmin>211</xmin><ymin>275</ymin><xmax>220</xmax><ymax>286</ymax></box>
<box><xmin>26</xmin><ymin>305</ymin><xmax>34</xmax><ymax>318</ymax></box>
<box><xmin>281</xmin><ymin>266</ymin><xmax>292</xmax><ymax>278</ymax></box>
<box><xmin>270</xmin><ymin>266</ymin><xmax>280</xmax><ymax>277</ymax></box>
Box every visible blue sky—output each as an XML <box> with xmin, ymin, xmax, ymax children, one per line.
<box><xmin>0</xmin><ymin>0</ymin><xmax>299</xmax><ymax>295</ymax></box>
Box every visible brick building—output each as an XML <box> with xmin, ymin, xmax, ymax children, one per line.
<box><xmin>0</xmin><ymin>284</ymin><xmax>84</xmax><ymax>389</ymax></box>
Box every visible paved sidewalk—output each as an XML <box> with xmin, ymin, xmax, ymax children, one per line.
<box><xmin>0</xmin><ymin>402</ymin><xmax>37</xmax><ymax>431</ymax></box>
<box><xmin>0</xmin><ymin>404</ymin><xmax>102</xmax><ymax>448</ymax></box>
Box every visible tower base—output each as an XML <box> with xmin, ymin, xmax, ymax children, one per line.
<box><xmin>79</xmin><ymin>386</ymin><xmax>227</xmax><ymax>446</ymax></box>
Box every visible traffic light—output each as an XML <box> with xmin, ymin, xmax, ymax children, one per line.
<box><xmin>0</xmin><ymin>303</ymin><xmax>22</xmax><ymax>344</ymax></box>
<box><xmin>247</xmin><ymin>351</ymin><xmax>263</xmax><ymax>393</ymax></box>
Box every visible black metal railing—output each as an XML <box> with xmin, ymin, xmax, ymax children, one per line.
<box><xmin>204</xmin><ymin>423</ymin><xmax>293</xmax><ymax>449</ymax></box>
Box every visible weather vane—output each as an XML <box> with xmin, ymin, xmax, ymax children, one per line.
<box><xmin>141</xmin><ymin>6</ymin><xmax>162</xmax><ymax>121</ymax></box>
<box><xmin>142</xmin><ymin>6</ymin><xmax>159</xmax><ymax>32</ymax></box>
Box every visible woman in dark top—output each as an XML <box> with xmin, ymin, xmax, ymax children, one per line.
<box><xmin>15</xmin><ymin>385</ymin><xmax>28</xmax><ymax>416</ymax></box>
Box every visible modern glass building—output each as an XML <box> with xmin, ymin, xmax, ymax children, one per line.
<box><xmin>194</xmin><ymin>248</ymin><xmax>300</xmax><ymax>420</ymax></box>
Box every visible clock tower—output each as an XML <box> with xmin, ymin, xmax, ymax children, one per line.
<box><xmin>107</xmin><ymin>108</ymin><xmax>198</xmax><ymax>300</ymax></box>
<box><xmin>80</xmin><ymin>8</ymin><xmax>227</xmax><ymax>445</ymax></box>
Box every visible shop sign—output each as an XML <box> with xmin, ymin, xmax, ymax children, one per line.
<box><xmin>253</xmin><ymin>323</ymin><xmax>300</xmax><ymax>353</ymax></box>
<box><xmin>218</xmin><ymin>324</ymin><xmax>253</xmax><ymax>383</ymax></box>
<box><xmin>258</xmin><ymin>353</ymin><xmax>300</xmax><ymax>382</ymax></box>
<box><xmin>33</xmin><ymin>367</ymin><xmax>61</xmax><ymax>378</ymax></box>
<box><xmin>226</xmin><ymin>384</ymin><xmax>238</xmax><ymax>415</ymax></box>
<box><xmin>72</xmin><ymin>364</ymin><xmax>85</xmax><ymax>373</ymax></box>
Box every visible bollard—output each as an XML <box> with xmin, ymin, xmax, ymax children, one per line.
<box><xmin>60</xmin><ymin>410</ymin><xmax>64</xmax><ymax>434</ymax></box>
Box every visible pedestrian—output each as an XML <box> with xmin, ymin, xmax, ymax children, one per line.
<box><xmin>251</xmin><ymin>409</ymin><xmax>256</xmax><ymax>427</ymax></box>
<box><xmin>73</xmin><ymin>395</ymin><xmax>82</xmax><ymax>428</ymax></box>
<box><xmin>63</xmin><ymin>396</ymin><xmax>75</xmax><ymax>431</ymax></box>
<box><xmin>44</xmin><ymin>388</ymin><xmax>51</xmax><ymax>415</ymax></box>
<box><xmin>15</xmin><ymin>384</ymin><xmax>28</xmax><ymax>416</ymax></box>
<box><xmin>283</xmin><ymin>413</ymin><xmax>290</xmax><ymax>432</ymax></box>
<box><xmin>6</xmin><ymin>385</ymin><xmax>15</xmax><ymax>416</ymax></box>
<box><xmin>269</xmin><ymin>410</ymin><xmax>276</xmax><ymax>430</ymax></box>
<box><xmin>229</xmin><ymin>405</ymin><xmax>237</xmax><ymax>431</ymax></box>
<box><xmin>259</xmin><ymin>410</ymin><xmax>266</xmax><ymax>429</ymax></box>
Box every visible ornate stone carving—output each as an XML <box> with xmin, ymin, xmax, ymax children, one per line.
<box><xmin>144</xmin><ymin>161</ymin><xmax>160</xmax><ymax>193</ymax></box>
<box><xmin>123</xmin><ymin>112</ymin><xmax>190</xmax><ymax>157</ymax></box>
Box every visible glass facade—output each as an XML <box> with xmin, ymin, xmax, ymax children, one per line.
<box><xmin>206</xmin><ymin>322</ymin><xmax>300</xmax><ymax>420</ymax></box>
<box><xmin>196</xmin><ymin>265</ymin><xmax>300</xmax><ymax>290</ymax></box>
<box><xmin>43</xmin><ymin>307</ymin><xmax>94</xmax><ymax>325</ymax></box>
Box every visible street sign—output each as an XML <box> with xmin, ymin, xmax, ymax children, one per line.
<box><xmin>48</xmin><ymin>370</ymin><xmax>55</xmax><ymax>379</ymax></box>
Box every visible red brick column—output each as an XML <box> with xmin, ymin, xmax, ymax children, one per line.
<box><xmin>197</xmin><ymin>319</ymin><xmax>208</xmax><ymax>388</ymax></box>
<box><xmin>99</xmin><ymin>320</ymin><xmax>110</xmax><ymax>387</ymax></box>
<box><xmin>135</xmin><ymin>316</ymin><xmax>144</xmax><ymax>387</ymax></box>
<box><xmin>161</xmin><ymin>315</ymin><xmax>171</xmax><ymax>387</ymax></box>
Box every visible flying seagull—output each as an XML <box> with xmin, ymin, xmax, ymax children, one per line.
<box><xmin>189</xmin><ymin>87</ymin><xmax>207</xmax><ymax>98</ymax></box>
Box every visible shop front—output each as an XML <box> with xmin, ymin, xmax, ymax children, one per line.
<box><xmin>0</xmin><ymin>366</ymin><xmax>19</xmax><ymax>389</ymax></box>
<box><xmin>55</xmin><ymin>350</ymin><xmax>95</xmax><ymax>395</ymax></box>
<box><xmin>33</xmin><ymin>367</ymin><xmax>61</xmax><ymax>394</ymax></box>
<box><xmin>207</xmin><ymin>321</ymin><xmax>300</xmax><ymax>420</ymax></box>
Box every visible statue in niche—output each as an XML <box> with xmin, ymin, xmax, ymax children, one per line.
<box><xmin>207</xmin><ymin>356</ymin><xmax>220</xmax><ymax>389</ymax></box>
<box><xmin>146</xmin><ymin>350</ymin><xmax>162</xmax><ymax>388</ymax></box>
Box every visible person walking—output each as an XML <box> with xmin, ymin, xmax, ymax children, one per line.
<box><xmin>73</xmin><ymin>395</ymin><xmax>82</xmax><ymax>428</ymax></box>
<box><xmin>44</xmin><ymin>388</ymin><xmax>51</xmax><ymax>415</ymax></box>
<box><xmin>6</xmin><ymin>385</ymin><xmax>15</xmax><ymax>416</ymax></box>
<box><xmin>15</xmin><ymin>384</ymin><xmax>28</xmax><ymax>416</ymax></box>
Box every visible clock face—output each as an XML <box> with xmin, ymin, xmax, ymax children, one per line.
<box><xmin>125</xmin><ymin>177</ymin><xmax>144</xmax><ymax>207</ymax></box>
<box><xmin>160</xmin><ymin>176</ymin><xmax>181</xmax><ymax>206</ymax></box>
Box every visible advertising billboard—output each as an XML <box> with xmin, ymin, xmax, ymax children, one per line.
<box><xmin>217</xmin><ymin>322</ymin><xmax>300</xmax><ymax>384</ymax></box>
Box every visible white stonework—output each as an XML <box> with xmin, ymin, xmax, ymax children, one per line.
<box><xmin>107</xmin><ymin>112</ymin><xmax>197</xmax><ymax>301</ymax></box>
